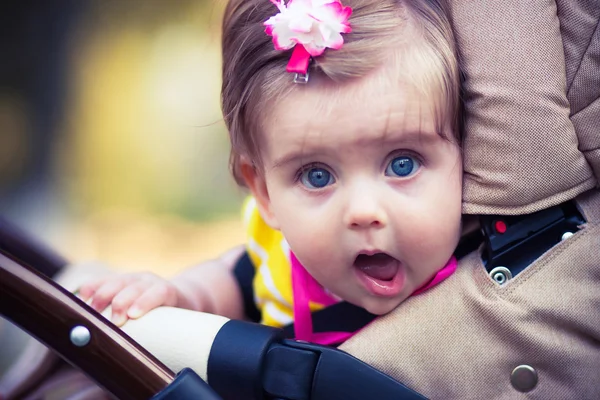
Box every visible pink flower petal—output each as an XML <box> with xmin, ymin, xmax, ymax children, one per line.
<box><xmin>320</xmin><ymin>26</ymin><xmax>332</xmax><ymax>42</ymax></box>
<box><xmin>264</xmin><ymin>0</ymin><xmax>352</xmax><ymax>60</ymax></box>
<box><xmin>289</xmin><ymin>0</ymin><xmax>311</xmax><ymax>7</ymax></box>
<box><xmin>304</xmin><ymin>42</ymin><xmax>326</xmax><ymax>56</ymax></box>
<box><xmin>273</xmin><ymin>31</ymin><xmax>296</xmax><ymax>50</ymax></box>
<box><xmin>327</xmin><ymin>32</ymin><xmax>344</xmax><ymax>49</ymax></box>
<box><xmin>268</xmin><ymin>0</ymin><xmax>285</xmax><ymax>11</ymax></box>
<box><xmin>339</xmin><ymin>5</ymin><xmax>352</xmax><ymax>22</ymax></box>
<box><xmin>320</xmin><ymin>2</ymin><xmax>352</xmax><ymax>23</ymax></box>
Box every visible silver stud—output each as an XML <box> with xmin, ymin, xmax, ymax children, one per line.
<box><xmin>511</xmin><ymin>365</ymin><xmax>538</xmax><ymax>392</ymax></box>
<box><xmin>561</xmin><ymin>231</ymin><xmax>574</xmax><ymax>241</ymax></box>
<box><xmin>489</xmin><ymin>266</ymin><xmax>512</xmax><ymax>285</ymax></box>
<box><xmin>70</xmin><ymin>325</ymin><xmax>91</xmax><ymax>347</ymax></box>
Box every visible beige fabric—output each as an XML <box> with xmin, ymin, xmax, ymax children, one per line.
<box><xmin>121</xmin><ymin>308</ymin><xmax>230</xmax><ymax>382</ymax></box>
<box><xmin>340</xmin><ymin>188</ymin><xmax>600</xmax><ymax>399</ymax></box>
<box><xmin>453</xmin><ymin>0</ymin><xmax>598</xmax><ymax>215</ymax></box>
<box><xmin>342</xmin><ymin>3</ymin><xmax>600</xmax><ymax>397</ymax></box>
<box><xmin>559</xmin><ymin>0</ymin><xmax>600</xmax><ymax>183</ymax></box>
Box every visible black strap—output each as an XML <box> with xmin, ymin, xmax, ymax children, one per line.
<box><xmin>232</xmin><ymin>251</ymin><xmax>262</xmax><ymax>323</ymax></box>
<box><xmin>281</xmin><ymin>301</ymin><xmax>377</xmax><ymax>341</ymax></box>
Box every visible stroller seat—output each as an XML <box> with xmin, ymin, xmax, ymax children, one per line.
<box><xmin>340</xmin><ymin>0</ymin><xmax>600</xmax><ymax>398</ymax></box>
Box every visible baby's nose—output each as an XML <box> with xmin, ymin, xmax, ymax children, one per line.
<box><xmin>343</xmin><ymin>190</ymin><xmax>387</xmax><ymax>229</ymax></box>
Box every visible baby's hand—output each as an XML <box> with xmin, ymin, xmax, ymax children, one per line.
<box><xmin>78</xmin><ymin>272</ymin><xmax>186</xmax><ymax>327</ymax></box>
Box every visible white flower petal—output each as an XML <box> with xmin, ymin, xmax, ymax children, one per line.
<box><xmin>289</xmin><ymin>15</ymin><xmax>314</xmax><ymax>33</ymax></box>
<box><xmin>265</xmin><ymin>0</ymin><xmax>351</xmax><ymax>54</ymax></box>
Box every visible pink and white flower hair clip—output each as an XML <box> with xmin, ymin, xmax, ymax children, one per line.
<box><xmin>264</xmin><ymin>0</ymin><xmax>352</xmax><ymax>83</ymax></box>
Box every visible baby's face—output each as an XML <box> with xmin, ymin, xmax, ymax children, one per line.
<box><xmin>247</xmin><ymin>68</ymin><xmax>462</xmax><ymax>315</ymax></box>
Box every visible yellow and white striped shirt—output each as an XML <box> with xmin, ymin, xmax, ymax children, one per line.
<box><xmin>243</xmin><ymin>198</ymin><xmax>329</xmax><ymax>327</ymax></box>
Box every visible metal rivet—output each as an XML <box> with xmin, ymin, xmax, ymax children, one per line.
<box><xmin>561</xmin><ymin>232</ymin><xmax>574</xmax><ymax>241</ymax></box>
<box><xmin>70</xmin><ymin>325</ymin><xmax>91</xmax><ymax>347</ymax></box>
<box><xmin>489</xmin><ymin>266</ymin><xmax>512</xmax><ymax>285</ymax></box>
<box><xmin>511</xmin><ymin>365</ymin><xmax>538</xmax><ymax>392</ymax></box>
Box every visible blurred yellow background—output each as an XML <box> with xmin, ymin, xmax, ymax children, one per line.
<box><xmin>0</xmin><ymin>1</ymin><xmax>247</xmax><ymax>277</ymax></box>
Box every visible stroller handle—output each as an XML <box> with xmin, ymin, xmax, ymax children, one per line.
<box><xmin>0</xmin><ymin>251</ymin><xmax>175</xmax><ymax>399</ymax></box>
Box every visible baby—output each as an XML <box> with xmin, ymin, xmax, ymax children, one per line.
<box><xmin>79</xmin><ymin>0</ymin><xmax>463</xmax><ymax>345</ymax></box>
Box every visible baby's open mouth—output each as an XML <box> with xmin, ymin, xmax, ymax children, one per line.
<box><xmin>353</xmin><ymin>253</ymin><xmax>399</xmax><ymax>281</ymax></box>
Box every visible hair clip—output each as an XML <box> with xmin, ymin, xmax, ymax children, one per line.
<box><xmin>293</xmin><ymin>72</ymin><xmax>310</xmax><ymax>84</ymax></box>
<box><xmin>264</xmin><ymin>0</ymin><xmax>352</xmax><ymax>83</ymax></box>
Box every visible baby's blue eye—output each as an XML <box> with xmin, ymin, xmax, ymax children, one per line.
<box><xmin>385</xmin><ymin>156</ymin><xmax>420</xmax><ymax>177</ymax></box>
<box><xmin>300</xmin><ymin>167</ymin><xmax>334</xmax><ymax>189</ymax></box>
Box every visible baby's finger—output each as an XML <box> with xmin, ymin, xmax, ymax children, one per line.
<box><xmin>110</xmin><ymin>281</ymin><xmax>151</xmax><ymax>326</ymax></box>
<box><xmin>78</xmin><ymin>278</ymin><xmax>109</xmax><ymax>301</ymax></box>
<box><xmin>90</xmin><ymin>280</ymin><xmax>129</xmax><ymax>312</ymax></box>
<box><xmin>127</xmin><ymin>282</ymin><xmax>178</xmax><ymax>320</ymax></box>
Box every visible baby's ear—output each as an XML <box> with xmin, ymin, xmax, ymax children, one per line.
<box><xmin>240</xmin><ymin>159</ymin><xmax>280</xmax><ymax>230</ymax></box>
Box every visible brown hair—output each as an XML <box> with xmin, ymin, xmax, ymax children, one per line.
<box><xmin>221</xmin><ymin>0</ymin><xmax>461</xmax><ymax>185</ymax></box>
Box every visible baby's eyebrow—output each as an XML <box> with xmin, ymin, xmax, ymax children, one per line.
<box><xmin>270</xmin><ymin>129</ymin><xmax>441</xmax><ymax>169</ymax></box>
<box><xmin>372</xmin><ymin>129</ymin><xmax>439</xmax><ymax>144</ymax></box>
<box><xmin>342</xmin><ymin>129</ymin><xmax>441</xmax><ymax>151</ymax></box>
<box><xmin>271</xmin><ymin>150</ymin><xmax>315</xmax><ymax>170</ymax></box>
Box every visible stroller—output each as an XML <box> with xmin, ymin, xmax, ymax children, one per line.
<box><xmin>1</xmin><ymin>0</ymin><xmax>599</xmax><ymax>398</ymax></box>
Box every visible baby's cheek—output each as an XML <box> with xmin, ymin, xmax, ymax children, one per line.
<box><xmin>403</xmin><ymin>210</ymin><xmax>461</xmax><ymax>262</ymax></box>
<box><xmin>281</xmin><ymin>215</ymin><xmax>317</xmax><ymax>248</ymax></box>
<box><xmin>283</xmin><ymin>223</ymin><xmax>338</xmax><ymax>276</ymax></box>
<box><xmin>292</xmin><ymin>230</ymin><xmax>331</xmax><ymax>264</ymax></box>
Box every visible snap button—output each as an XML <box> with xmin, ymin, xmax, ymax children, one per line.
<box><xmin>489</xmin><ymin>266</ymin><xmax>512</xmax><ymax>285</ymax></box>
<box><xmin>561</xmin><ymin>231</ymin><xmax>574</xmax><ymax>241</ymax></box>
<box><xmin>511</xmin><ymin>365</ymin><xmax>538</xmax><ymax>392</ymax></box>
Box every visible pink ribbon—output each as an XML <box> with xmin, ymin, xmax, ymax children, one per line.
<box><xmin>286</xmin><ymin>44</ymin><xmax>311</xmax><ymax>74</ymax></box>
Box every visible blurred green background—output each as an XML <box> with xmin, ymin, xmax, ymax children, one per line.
<box><xmin>0</xmin><ymin>0</ymin><xmax>246</xmax><ymax>276</ymax></box>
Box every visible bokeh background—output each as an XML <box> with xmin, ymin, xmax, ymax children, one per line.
<box><xmin>0</xmin><ymin>0</ymin><xmax>247</xmax><ymax>277</ymax></box>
